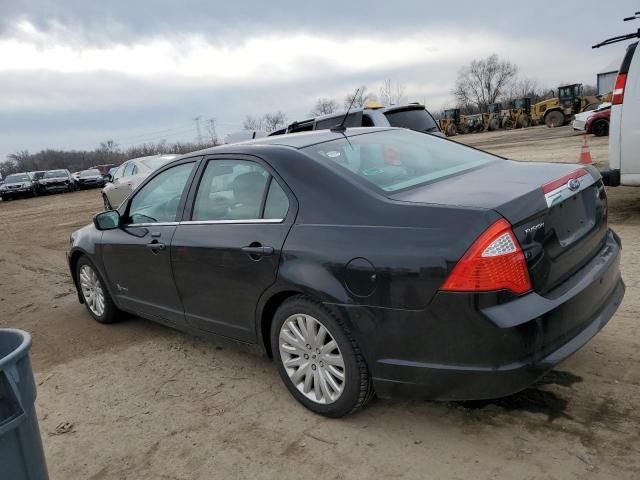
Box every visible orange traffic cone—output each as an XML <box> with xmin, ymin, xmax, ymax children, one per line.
<box><xmin>579</xmin><ymin>134</ymin><xmax>592</xmax><ymax>164</ymax></box>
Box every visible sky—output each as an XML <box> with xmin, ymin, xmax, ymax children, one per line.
<box><xmin>0</xmin><ymin>0</ymin><xmax>638</xmax><ymax>161</ymax></box>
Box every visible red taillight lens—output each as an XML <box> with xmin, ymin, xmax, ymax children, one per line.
<box><xmin>441</xmin><ymin>218</ymin><xmax>532</xmax><ymax>295</ymax></box>
<box><xmin>612</xmin><ymin>73</ymin><xmax>627</xmax><ymax>105</ymax></box>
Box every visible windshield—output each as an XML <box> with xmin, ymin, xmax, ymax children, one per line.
<box><xmin>44</xmin><ymin>170</ymin><xmax>67</xmax><ymax>178</ymax></box>
<box><xmin>384</xmin><ymin>108</ymin><xmax>439</xmax><ymax>133</ymax></box>
<box><xmin>302</xmin><ymin>129</ymin><xmax>495</xmax><ymax>192</ymax></box>
<box><xmin>80</xmin><ymin>169</ymin><xmax>101</xmax><ymax>177</ymax></box>
<box><xmin>142</xmin><ymin>157</ymin><xmax>173</xmax><ymax>170</ymax></box>
<box><xmin>6</xmin><ymin>174</ymin><xmax>30</xmax><ymax>182</ymax></box>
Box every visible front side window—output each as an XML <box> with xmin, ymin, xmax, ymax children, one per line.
<box><xmin>124</xmin><ymin>162</ymin><xmax>136</xmax><ymax>176</ymax></box>
<box><xmin>112</xmin><ymin>164</ymin><xmax>126</xmax><ymax>180</ymax></box>
<box><xmin>193</xmin><ymin>160</ymin><xmax>270</xmax><ymax>221</ymax></box>
<box><xmin>128</xmin><ymin>163</ymin><xmax>194</xmax><ymax>224</ymax></box>
<box><xmin>303</xmin><ymin>129</ymin><xmax>496</xmax><ymax>193</ymax></box>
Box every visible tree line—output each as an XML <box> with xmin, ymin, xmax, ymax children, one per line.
<box><xmin>0</xmin><ymin>139</ymin><xmax>218</xmax><ymax>178</ymax></box>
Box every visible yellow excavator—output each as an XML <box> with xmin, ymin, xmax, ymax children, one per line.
<box><xmin>439</xmin><ymin>109</ymin><xmax>467</xmax><ymax>136</ymax></box>
<box><xmin>530</xmin><ymin>84</ymin><xmax>603</xmax><ymax>128</ymax></box>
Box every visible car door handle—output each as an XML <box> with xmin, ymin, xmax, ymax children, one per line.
<box><xmin>147</xmin><ymin>242</ymin><xmax>166</xmax><ymax>252</ymax></box>
<box><xmin>241</xmin><ymin>245</ymin><xmax>274</xmax><ymax>256</ymax></box>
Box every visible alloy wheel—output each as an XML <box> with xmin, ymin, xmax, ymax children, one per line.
<box><xmin>79</xmin><ymin>264</ymin><xmax>105</xmax><ymax>317</ymax></box>
<box><xmin>278</xmin><ymin>313</ymin><xmax>346</xmax><ymax>404</ymax></box>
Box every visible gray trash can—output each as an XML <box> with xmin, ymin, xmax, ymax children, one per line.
<box><xmin>0</xmin><ymin>329</ymin><xmax>49</xmax><ymax>480</ymax></box>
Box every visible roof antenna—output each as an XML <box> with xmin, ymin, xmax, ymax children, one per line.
<box><xmin>331</xmin><ymin>88</ymin><xmax>360</xmax><ymax>133</ymax></box>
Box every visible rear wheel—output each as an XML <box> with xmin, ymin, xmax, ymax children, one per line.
<box><xmin>488</xmin><ymin>118</ymin><xmax>500</xmax><ymax>131</ymax></box>
<box><xmin>446</xmin><ymin>124</ymin><xmax>457</xmax><ymax>136</ymax></box>
<box><xmin>76</xmin><ymin>257</ymin><xmax>121</xmax><ymax>324</ymax></box>
<box><xmin>518</xmin><ymin>113</ymin><xmax>530</xmax><ymax>128</ymax></box>
<box><xmin>591</xmin><ymin>119</ymin><xmax>609</xmax><ymax>137</ymax></box>
<box><xmin>271</xmin><ymin>296</ymin><xmax>374</xmax><ymax>417</ymax></box>
<box><xmin>545</xmin><ymin>110</ymin><xmax>565</xmax><ymax>128</ymax></box>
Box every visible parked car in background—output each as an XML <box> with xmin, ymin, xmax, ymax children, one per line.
<box><xmin>0</xmin><ymin>172</ymin><xmax>39</xmax><ymax>200</ymax></box>
<box><xmin>70</xmin><ymin>127</ymin><xmax>623</xmax><ymax>417</ymax></box>
<box><xmin>269</xmin><ymin>102</ymin><xmax>443</xmax><ymax>137</ymax></box>
<box><xmin>572</xmin><ymin>102</ymin><xmax>611</xmax><ymax>132</ymax></box>
<box><xmin>90</xmin><ymin>164</ymin><xmax>118</xmax><ymax>178</ymax></box>
<box><xmin>102</xmin><ymin>154</ymin><xmax>177</xmax><ymax>210</ymax></box>
<box><xmin>38</xmin><ymin>169</ymin><xmax>77</xmax><ymax>194</ymax></box>
<box><xmin>584</xmin><ymin>106</ymin><xmax>611</xmax><ymax>137</ymax></box>
<box><xmin>76</xmin><ymin>169</ymin><xmax>107</xmax><ymax>189</ymax></box>
<box><xmin>71</xmin><ymin>171</ymin><xmax>81</xmax><ymax>181</ymax></box>
<box><xmin>30</xmin><ymin>171</ymin><xmax>47</xmax><ymax>194</ymax></box>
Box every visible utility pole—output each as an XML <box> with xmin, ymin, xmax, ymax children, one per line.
<box><xmin>206</xmin><ymin>118</ymin><xmax>218</xmax><ymax>145</ymax></box>
<box><xmin>193</xmin><ymin>116</ymin><xmax>203</xmax><ymax>145</ymax></box>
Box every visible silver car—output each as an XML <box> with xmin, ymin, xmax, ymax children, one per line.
<box><xmin>102</xmin><ymin>154</ymin><xmax>177</xmax><ymax>209</ymax></box>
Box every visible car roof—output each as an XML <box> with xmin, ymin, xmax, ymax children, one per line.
<box><xmin>187</xmin><ymin>127</ymin><xmax>396</xmax><ymax>155</ymax></box>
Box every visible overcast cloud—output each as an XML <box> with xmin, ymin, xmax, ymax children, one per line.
<box><xmin>0</xmin><ymin>0</ymin><xmax>637</xmax><ymax>160</ymax></box>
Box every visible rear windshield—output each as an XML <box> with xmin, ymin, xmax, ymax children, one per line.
<box><xmin>44</xmin><ymin>170</ymin><xmax>67</xmax><ymax>178</ymax></box>
<box><xmin>302</xmin><ymin>129</ymin><xmax>495</xmax><ymax>192</ymax></box>
<box><xmin>384</xmin><ymin>108</ymin><xmax>439</xmax><ymax>133</ymax></box>
<box><xmin>141</xmin><ymin>157</ymin><xmax>173</xmax><ymax>170</ymax></box>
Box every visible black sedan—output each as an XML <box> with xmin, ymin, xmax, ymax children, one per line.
<box><xmin>68</xmin><ymin>128</ymin><xmax>624</xmax><ymax>417</ymax></box>
<box><xmin>38</xmin><ymin>169</ymin><xmax>77</xmax><ymax>194</ymax></box>
<box><xmin>76</xmin><ymin>169</ymin><xmax>107</xmax><ymax>189</ymax></box>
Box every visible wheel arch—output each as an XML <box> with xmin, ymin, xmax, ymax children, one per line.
<box><xmin>257</xmin><ymin>289</ymin><xmax>305</xmax><ymax>357</ymax></box>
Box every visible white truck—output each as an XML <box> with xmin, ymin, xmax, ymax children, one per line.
<box><xmin>594</xmin><ymin>16</ymin><xmax>640</xmax><ymax>186</ymax></box>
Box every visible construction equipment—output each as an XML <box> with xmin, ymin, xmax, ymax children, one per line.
<box><xmin>460</xmin><ymin>114</ymin><xmax>485</xmax><ymax>133</ymax></box>
<box><xmin>438</xmin><ymin>109</ymin><xmax>466</xmax><ymax>136</ymax></box>
<box><xmin>502</xmin><ymin>98</ymin><xmax>532</xmax><ymax>129</ymax></box>
<box><xmin>530</xmin><ymin>84</ymin><xmax>603</xmax><ymax>128</ymax></box>
<box><xmin>483</xmin><ymin>103</ymin><xmax>502</xmax><ymax>131</ymax></box>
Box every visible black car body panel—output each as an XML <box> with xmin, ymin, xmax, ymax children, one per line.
<box><xmin>68</xmin><ymin>128</ymin><xmax>624</xmax><ymax>401</ymax></box>
<box><xmin>76</xmin><ymin>171</ymin><xmax>106</xmax><ymax>189</ymax></box>
<box><xmin>0</xmin><ymin>173</ymin><xmax>37</xmax><ymax>199</ymax></box>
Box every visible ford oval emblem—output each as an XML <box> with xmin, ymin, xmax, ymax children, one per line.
<box><xmin>568</xmin><ymin>178</ymin><xmax>581</xmax><ymax>191</ymax></box>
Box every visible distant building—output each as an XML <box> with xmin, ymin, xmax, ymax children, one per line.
<box><xmin>597</xmin><ymin>58</ymin><xmax>621</xmax><ymax>96</ymax></box>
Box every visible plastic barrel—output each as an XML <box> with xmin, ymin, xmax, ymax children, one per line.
<box><xmin>0</xmin><ymin>329</ymin><xmax>49</xmax><ymax>480</ymax></box>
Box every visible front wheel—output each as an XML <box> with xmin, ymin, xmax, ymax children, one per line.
<box><xmin>545</xmin><ymin>110</ymin><xmax>565</xmax><ymax>128</ymax></box>
<box><xmin>76</xmin><ymin>257</ymin><xmax>121</xmax><ymax>324</ymax></box>
<box><xmin>271</xmin><ymin>296</ymin><xmax>374</xmax><ymax>417</ymax></box>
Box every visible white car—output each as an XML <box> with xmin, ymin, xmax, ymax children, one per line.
<box><xmin>102</xmin><ymin>154</ymin><xmax>178</xmax><ymax>210</ymax></box>
<box><xmin>572</xmin><ymin>102</ymin><xmax>611</xmax><ymax>131</ymax></box>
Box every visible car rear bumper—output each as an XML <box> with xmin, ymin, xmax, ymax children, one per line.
<box><xmin>338</xmin><ymin>229</ymin><xmax>624</xmax><ymax>401</ymax></box>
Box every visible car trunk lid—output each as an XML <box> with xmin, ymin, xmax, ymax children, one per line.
<box><xmin>391</xmin><ymin>160</ymin><xmax>608</xmax><ymax>294</ymax></box>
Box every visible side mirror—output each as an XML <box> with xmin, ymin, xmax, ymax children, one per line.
<box><xmin>94</xmin><ymin>210</ymin><xmax>120</xmax><ymax>230</ymax></box>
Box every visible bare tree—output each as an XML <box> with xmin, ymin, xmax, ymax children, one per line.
<box><xmin>310</xmin><ymin>98</ymin><xmax>338</xmax><ymax>116</ymax></box>
<box><xmin>379</xmin><ymin>79</ymin><xmax>406</xmax><ymax>105</ymax></box>
<box><xmin>453</xmin><ymin>55</ymin><xmax>518</xmax><ymax>112</ymax></box>
<box><xmin>263</xmin><ymin>111</ymin><xmax>288</xmax><ymax>132</ymax></box>
<box><xmin>344</xmin><ymin>86</ymin><xmax>376</xmax><ymax>109</ymax></box>
<box><xmin>243</xmin><ymin>115</ymin><xmax>264</xmax><ymax>131</ymax></box>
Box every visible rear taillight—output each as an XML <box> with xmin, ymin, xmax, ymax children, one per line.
<box><xmin>441</xmin><ymin>218</ymin><xmax>532</xmax><ymax>295</ymax></box>
<box><xmin>612</xmin><ymin>73</ymin><xmax>627</xmax><ymax>105</ymax></box>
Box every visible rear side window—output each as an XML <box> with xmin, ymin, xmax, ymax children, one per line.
<box><xmin>263</xmin><ymin>179</ymin><xmax>290</xmax><ymax>219</ymax></box>
<box><xmin>384</xmin><ymin>108</ymin><xmax>439</xmax><ymax>133</ymax></box>
<box><xmin>192</xmin><ymin>160</ymin><xmax>269</xmax><ymax>221</ymax></box>
<box><xmin>124</xmin><ymin>163</ymin><xmax>135</xmax><ymax>176</ymax></box>
<box><xmin>315</xmin><ymin>112</ymin><xmax>363</xmax><ymax>130</ymax></box>
<box><xmin>303</xmin><ymin>129</ymin><xmax>495</xmax><ymax>192</ymax></box>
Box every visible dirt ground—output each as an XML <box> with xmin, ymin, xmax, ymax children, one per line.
<box><xmin>1</xmin><ymin>125</ymin><xmax>639</xmax><ymax>479</ymax></box>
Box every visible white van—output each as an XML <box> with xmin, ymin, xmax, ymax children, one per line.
<box><xmin>603</xmin><ymin>40</ymin><xmax>639</xmax><ymax>186</ymax></box>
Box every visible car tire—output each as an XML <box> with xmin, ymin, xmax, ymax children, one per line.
<box><xmin>76</xmin><ymin>256</ymin><xmax>122</xmax><ymax>324</ymax></box>
<box><xmin>271</xmin><ymin>295</ymin><xmax>374</xmax><ymax>417</ymax></box>
<box><xmin>592</xmin><ymin>120</ymin><xmax>609</xmax><ymax>137</ymax></box>
<box><xmin>545</xmin><ymin>110</ymin><xmax>565</xmax><ymax>128</ymax></box>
